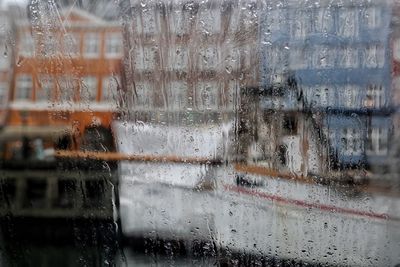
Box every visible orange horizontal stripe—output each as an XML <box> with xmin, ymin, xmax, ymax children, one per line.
<box><xmin>234</xmin><ymin>163</ymin><xmax>313</xmax><ymax>184</ymax></box>
<box><xmin>55</xmin><ymin>150</ymin><xmax>222</xmax><ymax>164</ymax></box>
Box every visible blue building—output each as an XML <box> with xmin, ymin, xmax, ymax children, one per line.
<box><xmin>260</xmin><ymin>0</ymin><xmax>393</xmax><ymax>172</ymax></box>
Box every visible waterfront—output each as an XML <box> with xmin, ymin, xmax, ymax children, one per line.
<box><xmin>0</xmin><ymin>0</ymin><xmax>400</xmax><ymax>265</ymax></box>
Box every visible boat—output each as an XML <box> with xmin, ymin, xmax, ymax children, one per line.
<box><xmin>114</xmin><ymin>121</ymin><xmax>400</xmax><ymax>266</ymax></box>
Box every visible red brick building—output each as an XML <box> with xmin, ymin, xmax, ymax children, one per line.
<box><xmin>2</xmin><ymin>7</ymin><xmax>123</xmax><ymax>158</ymax></box>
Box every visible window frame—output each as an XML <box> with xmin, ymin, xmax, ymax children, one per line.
<box><xmin>167</xmin><ymin>81</ymin><xmax>189</xmax><ymax>111</ymax></box>
<box><xmin>81</xmin><ymin>76</ymin><xmax>99</xmax><ymax>102</ymax></box>
<box><xmin>104</xmin><ymin>32</ymin><xmax>123</xmax><ymax>58</ymax></box>
<box><xmin>196</xmin><ymin>81</ymin><xmax>219</xmax><ymax>110</ymax></box>
<box><xmin>367</xmin><ymin>127</ymin><xmax>388</xmax><ymax>156</ymax></box>
<box><xmin>341</xmin><ymin>128</ymin><xmax>362</xmax><ymax>156</ymax></box>
<box><xmin>15</xmin><ymin>74</ymin><xmax>33</xmax><ymax>102</ymax></box>
<box><xmin>83</xmin><ymin>32</ymin><xmax>100</xmax><ymax>58</ymax></box>
<box><xmin>101</xmin><ymin>75</ymin><xmax>120</xmax><ymax>102</ymax></box>
<box><xmin>36</xmin><ymin>76</ymin><xmax>54</xmax><ymax>103</ymax></box>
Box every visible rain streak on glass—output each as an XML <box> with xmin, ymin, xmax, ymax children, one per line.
<box><xmin>0</xmin><ymin>0</ymin><xmax>398</xmax><ymax>266</ymax></box>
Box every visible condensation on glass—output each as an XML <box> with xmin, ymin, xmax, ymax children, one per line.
<box><xmin>0</xmin><ymin>0</ymin><xmax>398</xmax><ymax>266</ymax></box>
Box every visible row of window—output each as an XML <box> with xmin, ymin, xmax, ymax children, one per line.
<box><xmin>304</xmin><ymin>84</ymin><xmax>385</xmax><ymax>109</ymax></box>
<box><xmin>14</xmin><ymin>76</ymin><xmax>236</xmax><ymax>110</ymax></box>
<box><xmin>133</xmin><ymin>45</ymin><xmax>251</xmax><ymax>71</ymax></box>
<box><xmin>330</xmin><ymin>127</ymin><xmax>388</xmax><ymax>156</ymax></box>
<box><xmin>134</xmin><ymin>81</ymin><xmax>236</xmax><ymax>110</ymax></box>
<box><xmin>132</xmin><ymin>5</ymin><xmax>256</xmax><ymax>36</ymax></box>
<box><xmin>265</xmin><ymin>6</ymin><xmax>383</xmax><ymax>39</ymax></box>
<box><xmin>267</xmin><ymin>45</ymin><xmax>385</xmax><ymax>70</ymax></box>
<box><xmin>131</xmin><ymin>5</ymin><xmax>382</xmax><ymax>38</ymax></box>
<box><xmin>14</xmin><ymin>75</ymin><xmax>119</xmax><ymax>102</ymax></box>
<box><xmin>19</xmin><ymin>32</ymin><xmax>123</xmax><ymax>58</ymax></box>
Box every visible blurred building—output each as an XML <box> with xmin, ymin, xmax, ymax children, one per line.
<box><xmin>259</xmin><ymin>0</ymin><xmax>393</xmax><ymax>179</ymax></box>
<box><xmin>0</xmin><ymin>8</ymin><xmax>12</xmax><ymax>127</ymax></box>
<box><xmin>1</xmin><ymin>6</ymin><xmax>123</xmax><ymax>160</ymax></box>
<box><xmin>119</xmin><ymin>0</ymin><xmax>259</xmax><ymax>123</ymax></box>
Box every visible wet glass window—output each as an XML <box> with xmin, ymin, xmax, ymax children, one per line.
<box><xmin>0</xmin><ymin>0</ymin><xmax>400</xmax><ymax>266</ymax></box>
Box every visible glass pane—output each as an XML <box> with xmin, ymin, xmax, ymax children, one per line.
<box><xmin>0</xmin><ymin>0</ymin><xmax>399</xmax><ymax>266</ymax></box>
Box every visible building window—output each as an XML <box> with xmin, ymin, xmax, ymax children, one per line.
<box><xmin>338</xmin><ymin>8</ymin><xmax>358</xmax><ymax>37</ymax></box>
<box><xmin>197</xmin><ymin>8</ymin><xmax>221</xmax><ymax>34</ymax></box>
<box><xmin>56</xmin><ymin>76</ymin><xmax>76</xmax><ymax>102</ymax></box>
<box><xmin>316</xmin><ymin>86</ymin><xmax>330</xmax><ymax>107</ymax></box>
<box><xmin>341</xmin><ymin>85</ymin><xmax>359</xmax><ymax>108</ymax></box>
<box><xmin>265</xmin><ymin>9</ymin><xmax>284</xmax><ymax>36</ymax></box>
<box><xmin>364</xmin><ymin>84</ymin><xmax>384</xmax><ymax>108</ymax></box>
<box><xmin>196</xmin><ymin>82</ymin><xmax>218</xmax><ymax>110</ymax></box>
<box><xmin>289</xmin><ymin>47</ymin><xmax>308</xmax><ymax>70</ymax></box>
<box><xmin>314</xmin><ymin>8</ymin><xmax>333</xmax><ymax>33</ymax></box>
<box><xmin>226</xmin><ymin>80</ymin><xmax>238</xmax><ymax>109</ymax></box>
<box><xmin>367</xmin><ymin>127</ymin><xmax>388</xmax><ymax>155</ymax></box>
<box><xmin>224</xmin><ymin>46</ymin><xmax>240</xmax><ymax>72</ymax></box>
<box><xmin>105</xmin><ymin>33</ymin><xmax>123</xmax><ymax>58</ymax></box>
<box><xmin>341</xmin><ymin>128</ymin><xmax>362</xmax><ymax>156</ymax></box>
<box><xmin>291</xmin><ymin>10</ymin><xmax>310</xmax><ymax>39</ymax></box>
<box><xmin>19</xmin><ymin>33</ymin><xmax>35</xmax><ymax>57</ymax></box>
<box><xmin>135</xmin><ymin>82</ymin><xmax>153</xmax><ymax>108</ymax></box>
<box><xmin>134</xmin><ymin>46</ymin><xmax>157</xmax><ymax>71</ymax></box>
<box><xmin>313</xmin><ymin>46</ymin><xmax>334</xmax><ymax>69</ymax></box>
<box><xmin>15</xmin><ymin>75</ymin><xmax>32</xmax><ymax>101</ymax></box>
<box><xmin>36</xmin><ymin>76</ymin><xmax>53</xmax><ymax>102</ymax></box>
<box><xmin>102</xmin><ymin>76</ymin><xmax>119</xmax><ymax>102</ymax></box>
<box><xmin>228</xmin><ymin>7</ymin><xmax>240</xmax><ymax>34</ymax></box>
<box><xmin>242</xmin><ymin>45</ymin><xmax>253</xmax><ymax>68</ymax></box>
<box><xmin>282</xmin><ymin>114</ymin><xmax>297</xmax><ymax>135</ymax></box>
<box><xmin>42</xmin><ymin>35</ymin><xmax>59</xmax><ymax>58</ymax></box>
<box><xmin>393</xmin><ymin>77</ymin><xmax>400</xmax><ymax>105</ymax></box>
<box><xmin>198</xmin><ymin>46</ymin><xmax>219</xmax><ymax>71</ymax></box>
<box><xmin>81</xmin><ymin>76</ymin><xmax>98</xmax><ymax>102</ymax></box>
<box><xmin>169</xmin><ymin>46</ymin><xmax>188</xmax><ymax>72</ymax></box>
<box><xmin>167</xmin><ymin>81</ymin><xmax>188</xmax><ymax>110</ymax></box>
<box><xmin>0</xmin><ymin>41</ymin><xmax>9</xmax><ymax>70</ymax></box>
<box><xmin>169</xmin><ymin>8</ymin><xmax>190</xmax><ymax>36</ymax></box>
<box><xmin>63</xmin><ymin>33</ymin><xmax>80</xmax><ymax>57</ymax></box>
<box><xmin>305</xmin><ymin>86</ymin><xmax>330</xmax><ymax>108</ymax></box>
<box><xmin>83</xmin><ymin>33</ymin><xmax>100</xmax><ymax>57</ymax></box>
<box><xmin>137</xmin><ymin>9</ymin><xmax>159</xmax><ymax>35</ymax></box>
<box><xmin>364</xmin><ymin>45</ymin><xmax>384</xmax><ymax>68</ymax></box>
<box><xmin>0</xmin><ymin>83</ymin><xmax>8</xmax><ymax>107</ymax></box>
<box><xmin>240</xmin><ymin>3</ymin><xmax>257</xmax><ymax>32</ymax></box>
<box><xmin>394</xmin><ymin>38</ymin><xmax>400</xmax><ymax>61</ymax></box>
<box><xmin>364</xmin><ymin>7</ymin><xmax>381</xmax><ymax>29</ymax></box>
<box><xmin>267</xmin><ymin>46</ymin><xmax>288</xmax><ymax>71</ymax></box>
<box><xmin>338</xmin><ymin>46</ymin><xmax>359</xmax><ymax>68</ymax></box>
<box><xmin>278</xmin><ymin>144</ymin><xmax>288</xmax><ymax>166</ymax></box>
